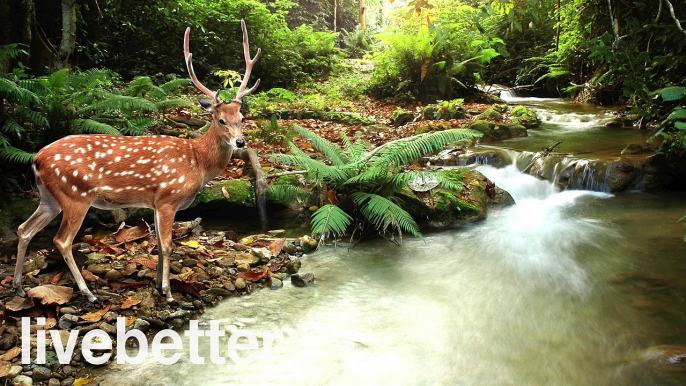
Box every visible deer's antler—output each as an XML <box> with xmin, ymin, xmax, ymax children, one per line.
<box><xmin>184</xmin><ymin>27</ymin><xmax>221</xmax><ymax>103</ymax></box>
<box><xmin>233</xmin><ymin>20</ymin><xmax>261</xmax><ymax>103</ymax></box>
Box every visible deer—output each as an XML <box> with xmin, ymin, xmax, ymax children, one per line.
<box><xmin>13</xmin><ymin>20</ymin><xmax>261</xmax><ymax>305</ymax></box>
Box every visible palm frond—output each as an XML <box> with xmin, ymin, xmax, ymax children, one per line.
<box><xmin>293</xmin><ymin>125</ymin><xmax>347</xmax><ymax>166</ymax></box>
<box><xmin>0</xmin><ymin>146</ymin><xmax>36</xmax><ymax>164</ymax></box>
<box><xmin>74</xmin><ymin>119</ymin><xmax>123</xmax><ymax>135</ymax></box>
<box><xmin>310</xmin><ymin>204</ymin><xmax>353</xmax><ymax>240</ymax></box>
<box><xmin>351</xmin><ymin>192</ymin><xmax>422</xmax><ymax>240</ymax></box>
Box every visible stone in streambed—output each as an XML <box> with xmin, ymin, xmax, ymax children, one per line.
<box><xmin>7</xmin><ymin>366</ymin><xmax>23</xmax><ymax>378</ymax></box>
<box><xmin>104</xmin><ymin>270</ymin><xmax>122</xmax><ymax>281</ymax></box>
<box><xmin>59</xmin><ymin>315</ymin><xmax>79</xmax><ymax>330</ymax></box>
<box><xmin>270</xmin><ymin>278</ymin><xmax>283</xmax><ymax>290</ymax></box>
<box><xmin>291</xmin><ymin>273</ymin><xmax>315</xmax><ymax>287</ymax></box>
<box><xmin>12</xmin><ymin>375</ymin><xmax>33</xmax><ymax>386</ymax></box>
<box><xmin>31</xmin><ymin>366</ymin><xmax>52</xmax><ymax>382</ymax></box>
<box><xmin>48</xmin><ymin>379</ymin><xmax>60</xmax><ymax>386</ymax></box>
<box><xmin>234</xmin><ymin>278</ymin><xmax>247</xmax><ymax>290</ymax></box>
<box><xmin>86</xmin><ymin>264</ymin><xmax>110</xmax><ymax>276</ymax></box>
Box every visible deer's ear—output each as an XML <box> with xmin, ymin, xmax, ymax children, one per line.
<box><xmin>198</xmin><ymin>99</ymin><xmax>213</xmax><ymax>111</ymax></box>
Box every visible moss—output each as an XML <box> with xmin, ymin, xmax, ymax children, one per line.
<box><xmin>391</xmin><ymin>108</ymin><xmax>414</xmax><ymax>126</ymax></box>
<box><xmin>510</xmin><ymin>106</ymin><xmax>541</xmax><ymax>128</ymax></box>
<box><xmin>253</xmin><ymin>109</ymin><xmax>375</xmax><ymax>126</ymax></box>
<box><xmin>191</xmin><ymin>179</ymin><xmax>254</xmax><ymax>208</ymax></box>
<box><xmin>469</xmin><ymin>120</ymin><xmax>498</xmax><ymax>140</ymax></box>
<box><xmin>477</xmin><ymin>107</ymin><xmax>503</xmax><ymax>122</ymax></box>
<box><xmin>424</xmin><ymin>103</ymin><xmax>467</xmax><ymax>120</ymax></box>
<box><xmin>272</xmin><ymin>174</ymin><xmax>302</xmax><ymax>186</ymax></box>
<box><xmin>499</xmin><ymin>122</ymin><xmax>527</xmax><ymax>138</ymax></box>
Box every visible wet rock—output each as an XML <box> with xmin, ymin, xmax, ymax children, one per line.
<box><xmin>287</xmin><ymin>260</ymin><xmax>302</xmax><ymax>274</ymax></box>
<box><xmin>100</xmin><ymin>322</ymin><xmax>117</xmax><ymax>335</ymax></box>
<box><xmin>59</xmin><ymin>315</ymin><xmax>79</xmax><ymax>330</ymax></box>
<box><xmin>478</xmin><ymin>107</ymin><xmax>503</xmax><ymax>122</ymax></box>
<box><xmin>606</xmin><ymin>161</ymin><xmax>638</xmax><ymax>192</ymax></box>
<box><xmin>510</xmin><ymin>106</ymin><xmax>541</xmax><ymax>128</ymax></box>
<box><xmin>168</xmin><ymin>310</ymin><xmax>191</xmax><ymax>320</ymax></box>
<box><xmin>251</xmin><ymin>248</ymin><xmax>272</xmax><ymax>262</ymax></box>
<box><xmin>32</xmin><ymin>366</ymin><xmax>52</xmax><ymax>382</ymax></box>
<box><xmin>0</xmin><ymin>334</ymin><xmax>18</xmax><ymax>350</ymax></box>
<box><xmin>140</xmin><ymin>317</ymin><xmax>166</xmax><ymax>329</ymax></box>
<box><xmin>170</xmin><ymin>262</ymin><xmax>183</xmax><ymax>274</ymax></box>
<box><xmin>182</xmin><ymin>259</ymin><xmax>198</xmax><ymax>268</ymax></box>
<box><xmin>270</xmin><ymin>278</ymin><xmax>283</xmax><ymax>290</ymax></box>
<box><xmin>130</xmin><ymin>318</ymin><xmax>150</xmax><ymax>333</ymax></box>
<box><xmin>217</xmin><ymin>256</ymin><xmax>235</xmax><ymax>268</ymax></box>
<box><xmin>169</xmin><ymin>318</ymin><xmax>185</xmax><ymax>329</ymax></box>
<box><xmin>48</xmin><ymin>379</ymin><xmax>60</xmax><ymax>386</ymax></box>
<box><xmin>621</xmin><ymin>143</ymin><xmax>644</xmax><ymax>155</ymax></box>
<box><xmin>61</xmin><ymin>378</ymin><xmax>75</xmax><ymax>386</ymax></box>
<box><xmin>498</xmin><ymin>122</ymin><xmax>527</xmax><ymax>138</ymax></box>
<box><xmin>282</xmin><ymin>242</ymin><xmax>297</xmax><ymax>255</ymax></box>
<box><xmin>291</xmin><ymin>273</ymin><xmax>315</xmax><ymax>287</ymax></box>
<box><xmin>232</xmin><ymin>243</ymin><xmax>250</xmax><ymax>252</ymax></box>
<box><xmin>237</xmin><ymin>263</ymin><xmax>250</xmax><ymax>272</ymax></box>
<box><xmin>234</xmin><ymin>278</ymin><xmax>247</xmax><ymax>290</ymax></box>
<box><xmin>87</xmin><ymin>264</ymin><xmax>111</xmax><ymax>276</ymax></box>
<box><xmin>207</xmin><ymin>288</ymin><xmax>232</xmax><ymax>297</ymax></box>
<box><xmin>12</xmin><ymin>375</ymin><xmax>33</xmax><ymax>386</ymax></box>
<box><xmin>61</xmin><ymin>365</ymin><xmax>76</xmax><ymax>376</ymax></box>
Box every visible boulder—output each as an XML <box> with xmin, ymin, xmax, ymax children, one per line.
<box><xmin>391</xmin><ymin>109</ymin><xmax>414</xmax><ymax>126</ymax></box>
<box><xmin>510</xmin><ymin>106</ymin><xmax>541</xmax><ymax>128</ymax></box>
<box><xmin>477</xmin><ymin>107</ymin><xmax>503</xmax><ymax>122</ymax></box>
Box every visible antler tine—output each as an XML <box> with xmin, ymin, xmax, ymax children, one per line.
<box><xmin>184</xmin><ymin>27</ymin><xmax>221</xmax><ymax>103</ymax></box>
<box><xmin>234</xmin><ymin>20</ymin><xmax>261</xmax><ymax>102</ymax></box>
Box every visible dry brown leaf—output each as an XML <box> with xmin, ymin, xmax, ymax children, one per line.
<box><xmin>1</xmin><ymin>276</ymin><xmax>13</xmax><ymax>286</ymax></box>
<box><xmin>112</xmin><ymin>220</ymin><xmax>150</xmax><ymax>244</ymax></box>
<box><xmin>33</xmin><ymin>318</ymin><xmax>57</xmax><ymax>331</ymax></box>
<box><xmin>81</xmin><ymin>269</ymin><xmax>102</xmax><ymax>283</ymax></box>
<box><xmin>0</xmin><ymin>361</ymin><xmax>11</xmax><ymax>378</ymax></box>
<box><xmin>80</xmin><ymin>304</ymin><xmax>111</xmax><ymax>323</ymax></box>
<box><xmin>4</xmin><ymin>296</ymin><xmax>34</xmax><ymax>312</ymax></box>
<box><xmin>27</xmin><ymin>285</ymin><xmax>73</xmax><ymax>306</ymax></box>
<box><xmin>73</xmin><ymin>378</ymin><xmax>94</xmax><ymax>386</ymax></box>
<box><xmin>125</xmin><ymin>316</ymin><xmax>136</xmax><ymax>327</ymax></box>
<box><xmin>0</xmin><ymin>347</ymin><xmax>21</xmax><ymax>361</ymax></box>
<box><xmin>269</xmin><ymin>238</ymin><xmax>286</xmax><ymax>257</ymax></box>
<box><xmin>238</xmin><ymin>266</ymin><xmax>270</xmax><ymax>282</ymax></box>
<box><xmin>120</xmin><ymin>298</ymin><xmax>141</xmax><ymax>310</ymax></box>
<box><xmin>222</xmin><ymin>186</ymin><xmax>230</xmax><ymax>199</ymax></box>
<box><xmin>131</xmin><ymin>257</ymin><xmax>157</xmax><ymax>270</ymax></box>
<box><xmin>49</xmin><ymin>271</ymin><xmax>64</xmax><ymax>285</ymax></box>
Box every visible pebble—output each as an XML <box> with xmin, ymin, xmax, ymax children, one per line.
<box><xmin>235</xmin><ymin>278</ymin><xmax>247</xmax><ymax>290</ymax></box>
<box><xmin>271</xmin><ymin>278</ymin><xmax>283</xmax><ymax>290</ymax></box>
<box><xmin>182</xmin><ymin>259</ymin><xmax>198</xmax><ymax>267</ymax></box>
<box><xmin>58</xmin><ymin>314</ymin><xmax>79</xmax><ymax>330</ymax></box>
<box><xmin>61</xmin><ymin>377</ymin><xmax>75</xmax><ymax>386</ymax></box>
<box><xmin>86</xmin><ymin>263</ymin><xmax>111</xmax><ymax>275</ymax></box>
<box><xmin>8</xmin><ymin>365</ymin><xmax>23</xmax><ymax>378</ymax></box>
<box><xmin>291</xmin><ymin>273</ymin><xmax>315</xmax><ymax>287</ymax></box>
<box><xmin>103</xmin><ymin>311</ymin><xmax>118</xmax><ymax>323</ymax></box>
<box><xmin>104</xmin><ymin>270</ymin><xmax>122</xmax><ymax>281</ymax></box>
<box><xmin>282</xmin><ymin>242</ymin><xmax>297</xmax><ymax>254</ymax></box>
<box><xmin>132</xmin><ymin>319</ymin><xmax>150</xmax><ymax>333</ymax></box>
<box><xmin>48</xmin><ymin>379</ymin><xmax>60</xmax><ymax>386</ymax></box>
<box><xmin>169</xmin><ymin>318</ymin><xmax>185</xmax><ymax>329</ymax></box>
<box><xmin>32</xmin><ymin>366</ymin><xmax>52</xmax><ymax>382</ymax></box>
<box><xmin>61</xmin><ymin>365</ymin><xmax>76</xmax><ymax>375</ymax></box>
<box><xmin>237</xmin><ymin>263</ymin><xmax>250</xmax><ymax>272</ymax></box>
<box><xmin>170</xmin><ymin>262</ymin><xmax>183</xmax><ymax>274</ymax></box>
<box><xmin>100</xmin><ymin>322</ymin><xmax>117</xmax><ymax>335</ymax></box>
<box><xmin>223</xmin><ymin>282</ymin><xmax>235</xmax><ymax>291</ymax></box>
<box><xmin>59</xmin><ymin>307</ymin><xmax>77</xmax><ymax>315</ymax></box>
<box><xmin>12</xmin><ymin>375</ymin><xmax>33</xmax><ymax>386</ymax></box>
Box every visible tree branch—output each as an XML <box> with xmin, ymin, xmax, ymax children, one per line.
<box><xmin>664</xmin><ymin>0</ymin><xmax>686</xmax><ymax>38</ymax></box>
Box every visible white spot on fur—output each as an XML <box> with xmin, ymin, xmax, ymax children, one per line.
<box><xmin>61</xmin><ymin>176</ymin><xmax>67</xmax><ymax>183</ymax></box>
<box><xmin>178</xmin><ymin>175</ymin><xmax>185</xmax><ymax>183</ymax></box>
<box><xmin>72</xmin><ymin>185</ymin><xmax>77</xmax><ymax>192</ymax></box>
<box><xmin>115</xmin><ymin>156</ymin><xmax>121</xmax><ymax>162</ymax></box>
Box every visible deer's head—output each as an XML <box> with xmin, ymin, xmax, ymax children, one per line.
<box><xmin>184</xmin><ymin>20</ymin><xmax>261</xmax><ymax>149</ymax></box>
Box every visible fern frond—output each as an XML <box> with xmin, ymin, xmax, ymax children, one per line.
<box><xmin>78</xmin><ymin>94</ymin><xmax>157</xmax><ymax>115</ymax></box>
<box><xmin>73</xmin><ymin>119</ymin><xmax>123</xmax><ymax>135</ymax></box>
<box><xmin>351</xmin><ymin>192</ymin><xmax>422</xmax><ymax>240</ymax></box>
<box><xmin>0</xmin><ymin>146</ymin><xmax>36</xmax><ymax>164</ymax></box>
<box><xmin>160</xmin><ymin>78</ymin><xmax>191</xmax><ymax>94</ymax></box>
<box><xmin>375</xmin><ymin>129</ymin><xmax>481</xmax><ymax>168</ymax></box>
<box><xmin>388</xmin><ymin>171</ymin><xmax>463</xmax><ymax>192</ymax></box>
<box><xmin>125</xmin><ymin>77</ymin><xmax>158</xmax><ymax>98</ymax></box>
<box><xmin>341</xmin><ymin>130</ymin><xmax>365</xmax><ymax>163</ymax></box>
<box><xmin>18</xmin><ymin>79</ymin><xmax>50</xmax><ymax>96</ymax></box>
<box><xmin>0</xmin><ymin>43</ymin><xmax>28</xmax><ymax>61</ymax></box>
<box><xmin>310</xmin><ymin>204</ymin><xmax>353</xmax><ymax>240</ymax></box>
<box><xmin>45</xmin><ymin>68</ymin><xmax>71</xmax><ymax>91</ymax></box>
<box><xmin>155</xmin><ymin>98</ymin><xmax>191</xmax><ymax>111</ymax></box>
<box><xmin>123</xmin><ymin>117</ymin><xmax>157</xmax><ymax>135</ymax></box>
<box><xmin>1</xmin><ymin>118</ymin><xmax>24</xmax><ymax>138</ymax></box>
<box><xmin>0</xmin><ymin>78</ymin><xmax>40</xmax><ymax>105</ymax></box>
<box><xmin>270</xmin><ymin>152</ymin><xmax>348</xmax><ymax>184</ymax></box>
<box><xmin>293</xmin><ymin>125</ymin><xmax>347</xmax><ymax>166</ymax></box>
<box><xmin>266</xmin><ymin>185</ymin><xmax>310</xmax><ymax>203</ymax></box>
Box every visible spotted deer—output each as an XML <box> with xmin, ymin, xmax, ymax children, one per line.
<box><xmin>13</xmin><ymin>20</ymin><xmax>261</xmax><ymax>305</ymax></box>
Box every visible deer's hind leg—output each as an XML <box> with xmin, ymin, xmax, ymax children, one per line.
<box><xmin>14</xmin><ymin>184</ymin><xmax>62</xmax><ymax>297</ymax></box>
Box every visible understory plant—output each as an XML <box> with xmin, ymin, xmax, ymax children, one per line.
<box><xmin>268</xmin><ymin>125</ymin><xmax>481</xmax><ymax>244</ymax></box>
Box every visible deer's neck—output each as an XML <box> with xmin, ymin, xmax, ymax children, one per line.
<box><xmin>191</xmin><ymin>124</ymin><xmax>233</xmax><ymax>184</ymax></box>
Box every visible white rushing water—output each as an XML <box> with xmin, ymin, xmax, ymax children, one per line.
<box><xmin>102</xmin><ymin>167</ymin><xmax>653</xmax><ymax>386</ymax></box>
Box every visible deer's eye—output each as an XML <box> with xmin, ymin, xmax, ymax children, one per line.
<box><xmin>219</xmin><ymin>119</ymin><xmax>226</xmax><ymax>125</ymax></box>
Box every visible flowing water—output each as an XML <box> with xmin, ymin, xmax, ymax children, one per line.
<box><xmin>102</xmin><ymin>96</ymin><xmax>686</xmax><ymax>386</ymax></box>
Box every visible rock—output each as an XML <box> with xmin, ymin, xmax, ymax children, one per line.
<box><xmin>391</xmin><ymin>109</ymin><xmax>414</xmax><ymax>126</ymax></box>
<box><xmin>132</xmin><ymin>319</ymin><xmax>150</xmax><ymax>333</ymax></box>
<box><xmin>0</xmin><ymin>334</ymin><xmax>18</xmax><ymax>350</ymax></box>
<box><xmin>85</xmin><ymin>253</ymin><xmax>107</xmax><ymax>262</ymax></box>
<box><xmin>270</xmin><ymin>278</ymin><xmax>283</xmax><ymax>290</ymax></box>
<box><xmin>61</xmin><ymin>365</ymin><xmax>76</xmax><ymax>376</ymax></box>
<box><xmin>477</xmin><ymin>107</ymin><xmax>503</xmax><ymax>122</ymax></box>
<box><xmin>604</xmin><ymin>117</ymin><xmax>626</xmax><ymax>127</ymax></box>
<box><xmin>217</xmin><ymin>256</ymin><xmax>235</xmax><ymax>268</ymax></box>
<box><xmin>291</xmin><ymin>273</ymin><xmax>315</xmax><ymax>287</ymax></box>
<box><xmin>282</xmin><ymin>242</ymin><xmax>297</xmax><ymax>255</ymax></box>
<box><xmin>140</xmin><ymin>317</ymin><xmax>166</xmax><ymax>329</ymax></box>
<box><xmin>12</xmin><ymin>375</ymin><xmax>33</xmax><ymax>386</ymax></box>
<box><xmin>104</xmin><ymin>270</ymin><xmax>122</xmax><ymax>281</ymax></box>
<box><xmin>232</xmin><ymin>243</ymin><xmax>250</xmax><ymax>252</ymax></box>
<box><xmin>103</xmin><ymin>311</ymin><xmax>118</xmax><ymax>323</ymax></box>
<box><xmin>62</xmin><ymin>378</ymin><xmax>75</xmax><ymax>386</ymax></box>
<box><xmin>237</xmin><ymin>263</ymin><xmax>250</xmax><ymax>272</ymax></box>
<box><xmin>606</xmin><ymin>161</ymin><xmax>638</xmax><ymax>192</ymax></box>
<box><xmin>32</xmin><ymin>366</ymin><xmax>52</xmax><ymax>382</ymax></box>
<box><xmin>59</xmin><ymin>307</ymin><xmax>77</xmax><ymax>315</ymax></box>
<box><xmin>510</xmin><ymin>106</ymin><xmax>541</xmax><ymax>128</ymax></box>
<box><xmin>498</xmin><ymin>122</ymin><xmax>527</xmax><ymax>138</ymax></box>
<box><xmin>621</xmin><ymin>143</ymin><xmax>644</xmax><ymax>155</ymax></box>
<box><xmin>287</xmin><ymin>260</ymin><xmax>301</xmax><ymax>274</ymax></box>
<box><xmin>251</xmin><ymin>247</ymin><xmax>272</xmax><ymax>262</ymax></box>
<box><xmin>223</xmin><ymin>282</ymin><xmax>235</xmax><ymax>291</ymax></box>
<box><xmin>170</xmin><ymin>261</ymin><xmax>183</xmax><ymax>274</ymax></box>
<box><xmin>169</xmin><ymin>318</ymin><xmax>185</xmax><ymax>329</ymax></box>
<box><xmin>136</xmin><ymin>269</ymin><xmax>151</xmax><ymax>279</ymax></box>
<box><xmin>235</xmin><ymin>252</ymin><xmax>260</xmax><ymax>266</ymax></box>
<box><xmin>48</xmin><ymin>379</ymin><xmax>60</xmax><ymax>386</ymax></box>
<box><xmin>423</xmin><ymin>102</ymin><xmax>466</xmax><ymax>120</ymax></box>
<box><xmin>207</xmin><ymin>288</ymin><xmax>232</xmax><ymax>297</ymax></box>
<box><xmin>59</xmin><ymin>315</ymin><xmax>79</xmax><ymax>330</ymax></box>
<box><xmin>234</xmin><ymin>278</ymin><xmax>247</xmax><ymax>290</ymax></box>
<box><xmin>469</xmin><ymin>120</ymin><xmax>499</xmax><ymax>141</ymax></box>
<box><xmin>86</xmin><ymin>264</ymin><xmax>111</xmax><ymax>276</ymax></box>
<box><xmin>100</xmin><ymin>322</ymin><xmax>117</xmax><ymax>335</ymax></box>
<box><xmin>8</xmin><ymin>365</ymin><xmax>23</xmax><ymax>378</ymax></box>
<box><xmin>182</xmin><ymin>259</ymin><xmax>198</xmax><ymax>267</ymax></box>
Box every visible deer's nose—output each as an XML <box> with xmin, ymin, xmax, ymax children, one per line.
<box><xmin>235</xmin><ymin>139</ymin><xmax>246</xmax><ymax>148</ymax></box>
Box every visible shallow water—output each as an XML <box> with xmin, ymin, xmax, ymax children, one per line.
<box><xmin>103</xmin><ymin>164</ymin><xmax>686</xmax><ymax>386</ymax></box>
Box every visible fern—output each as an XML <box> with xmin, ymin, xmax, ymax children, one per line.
<box><xmin>373</xmin><ymin>129</ymin><xmax>482</xmax><ymax>168</ymax></box>
<box><xmin>0</xmin><ymin>78</ymin><xmax>41</xmax><ymax>105</ymax></box>
<box><xmin>351</xmin><ymin>192</ymin><xmax>422</xmax><ymax>240</ymax></box>
<box><xmin>266</xmin><ymin>184</ymin><xmax>310</xmax><ymax>203</ymax></box>
<box><xmin>0</xmin><ymin>43</ymin><xmax>28</xmax><ymax>61</ymax></box>
<box><xmin>78</xmin><ymin>94</ymin><xmax>157</xmax><ymax>115</ymax></box>
<box><xmin>123</xmin><ymin>117</ymin><xmax>157</xmax><ymax>136</ymax></box>
<box><xmin>160</xmin><ymin>78</ymin><xmax>191</xmax><ymax>94</ymax></box>
<box><xmin>74</xmin><ymin>119</ymin><xmax>123</xmax><ymax>135</ymax></box>
<box><xmin>0</xmin><ymin>146</ymin><xmax>36</xmax><ymax>164</ymax></box>
<box><xmin>310</xmin><ymin>204</ymin><xmax>353</xmax><ymax>240</ymax></box>
<box><xmin>293</xmin><ymin>125</ymin><xmax>347</xmax><ymax>166</ymax></box>
<box><xmin>387</xmin><ymin>171</ymin><xmax>463</xmax><ymax>192</ymax></box>
<box><xmin>155</xmin><ymin>98</ymin><xmax>191</xmax><ymax>111</ymax></box>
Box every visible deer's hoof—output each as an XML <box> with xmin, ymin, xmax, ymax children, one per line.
<box><xmin>167</xmin><ymin>299</ymin><xmax>180</xmax><ymax>308</ymax></box>
<box><xmin>14</xmin><ymin>289</ymin><xmax>28</xmax><ymax>298</ymax></box>
<box><xmin>91</xmin><ymin>298</ymin><xmax>103</xmax><ymax>305</ymax></box>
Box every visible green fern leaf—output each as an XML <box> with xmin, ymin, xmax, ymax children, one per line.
<box><xmin>351</xmin><ymin>192</ymin><xmax>422</xmax><ymax>240</ymax></box>
<box><xmin>0</xmin><ymin>146</ymin><xmax>36</xmax><ymax>164</ymax></box>
<box><xmin>266</xmin><ymin>185</ymin><xmax>310</xmax><ymax>203</ymax></box>
<box><xmin>160</xmin><ymin>78</ymin><xmax>191</xmax><ymax>94</ymax></box>
<box><xmin>293</xmin><ymin>125</ymin><xmax>347</xmax><ymax>166</ymax></box>
<box><xmin>74</xmin><ymin>119</ymin><xmax>123</xmax><ymax>135</ymax></box>
<box><xmin>310</xmin><ymin>204</ymin><xmax>353</xmax><ymax>240</ymax></box>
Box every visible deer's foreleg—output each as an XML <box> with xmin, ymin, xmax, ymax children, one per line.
<box><xmin>154</xmin><ymin>206</ymin><xmax>177</xmax><ymax>304</ymax></box>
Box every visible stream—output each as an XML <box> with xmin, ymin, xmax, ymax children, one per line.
<box><xmin>102</xmin><ymin>96</ymin><xmax>686</xmax><ymax>385</ymax></box>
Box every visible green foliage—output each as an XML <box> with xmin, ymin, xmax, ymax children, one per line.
<box><xmin>310</xmin><ymin>204</ymin><xmax>354</xmax><ymax>240</ymax></box>
<box><xmin>247</xmin><ymin>114</ymin><xmax>297</xmax><ymax>145</ymax></box>
<box><xmin>269</xmin><ymin>125</ymin><xmax>482</xmax><ymax>242</ymax></box>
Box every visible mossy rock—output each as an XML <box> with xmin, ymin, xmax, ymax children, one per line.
<box><xmin>413</xmin><ymin>122</ymin><xmax>451</xmax><ymax>135</ymax></box>
<box><xmin>423</xmin><ymin>104</ymin><xmax>467</xmax><ymax>120</ymax></box>
<box><xmin>510</xmin><ymin>106</ymin><xmax>541</xmax><ymax>128</ymax></box>
<box><xmin>255</xmin><ymin>109</ymin><xmax>375</xmax><ymax>126</ymax></box>
<box><xmin>469</xmin><ymin>120</ymin><xmax>499</xmax><ymax>140</ymax></box>
<box><xmin>498</xmin><ymin>122</ymin><xmax>528</xmax><ymax>138</ymax></box>
<box><xmin>391</xmin><ymin>108</ymin><xmax>414</xmax><ymax>126</ymax></box>
<box><xmin>191</xmin><ymin>179</ymin><xmax>254</xmax><ymax>208</ymax></box>
<box><xmin>477</xmin><ymin>107</ymin><xmax>503</xmax><ymax>122</ymax></box>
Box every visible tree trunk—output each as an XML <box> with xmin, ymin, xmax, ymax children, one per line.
<box><xmin>58</xmin><ymin>0</ymin><xmax>76</xmax><ymax>69</ymax></box>
<box><xmin>556</xmin><ymin>0</ymin><xmax>561</xmax><ymax>51</ymax></box>
<box><xmin>360</xmin><ymin>0</ymin><xmax>366</xmax><ymax>30</ymax></box>
<box><xmin>333</xmin><ymin>0</ymin><xmax>338</xmax><ymax>32</ymax></box>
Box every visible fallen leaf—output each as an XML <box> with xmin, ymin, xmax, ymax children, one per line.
<box><xmin>33</xmin><ymin>318</ymin><xmax>57</xmax><ymax>330</ymax></box>
<box><xmin>99</xmin><ymin>246</ymin><xmax>125</xmax><ymax>255</ymax></box>
<box><xmin>238</xmin><ymin>266</ymin><xmax>270</xmax><ymax>282</ymax></box>
<box><xmin>49</xmin><ymin>271</ymin><xmax>64</xmax><ymax>285</ymax></box>
<box><xmin>131</xmin><ymin>257</ymin><xmax>158</xmax><ymax>270</ymax></box>
<box><xmin>81</xmin><ymin>269</ymin><xmax>104</xmax><ymax>283</ymax></box>
<box><xmin>83</xmin><ymin>235</ymin><xmax>98</xmax><ymax>246</ymax></box>
<box><xmin>109</xmin><ymin>281</ymin><xmax>149</xmax><ymax>290</ymax></box>
<box><xmin>73</xmin><ymin>378</ymin><xmax>94</xmax><ymax>386</ymax></box>
<box><xmin>170</xmin><ymin>279</ymin><xmax>203</xmax><ymax>298</ymax></box>
<box><xmin>222</xmin><ymin>186</ymin><xmax>230</xmax><ymax>199</ymax></box>
<box><xmin>0</xmin><ymin>361</ymin><xmax>11</xmax><ymax>378</ymax></box>
<box><xmin>269</xmin><ymin>239</ymin><xmax>286</xmax><ymax>256</ymax></box>
<box><xmin>112</xmin><ymin>220</ymin><xmax>150</xmax><ymax>244</ymax></box>
<box><xmin>470</xmin><ymin>180</ymin><xmax>480</xmax><ymax>186</ymax></box>
<box><xmin>120</xmin><ymin>298</ymin><xmax>141</xmax><ymax>310</ymax></box>
<box><xmin>0</xmin><ymin>347</ymin><xmax>21</xmax><ymax>361</ymax></box>
<box><xmin>27</xmin><ymin>285</ymin><xmax>73</xmax><ymax>306</ymax></box>
<box><xmin>80</xmin><ymin>304</ymin><xmax>111</xmax><ymax>323</ymax></box>
<box><xmin>181</xmin><ymin>240</ymin><xmax>200</xmax><ymax>249</ymax></box>
<box><xmin>125</xmin><ymin>316</ymin><xmax>136</xmax><ymax>327</ymax></box>
<box><xmin>0</xmin><ymin>276</ymin><xmax>13</xmax><ymax>286</ymax></box>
